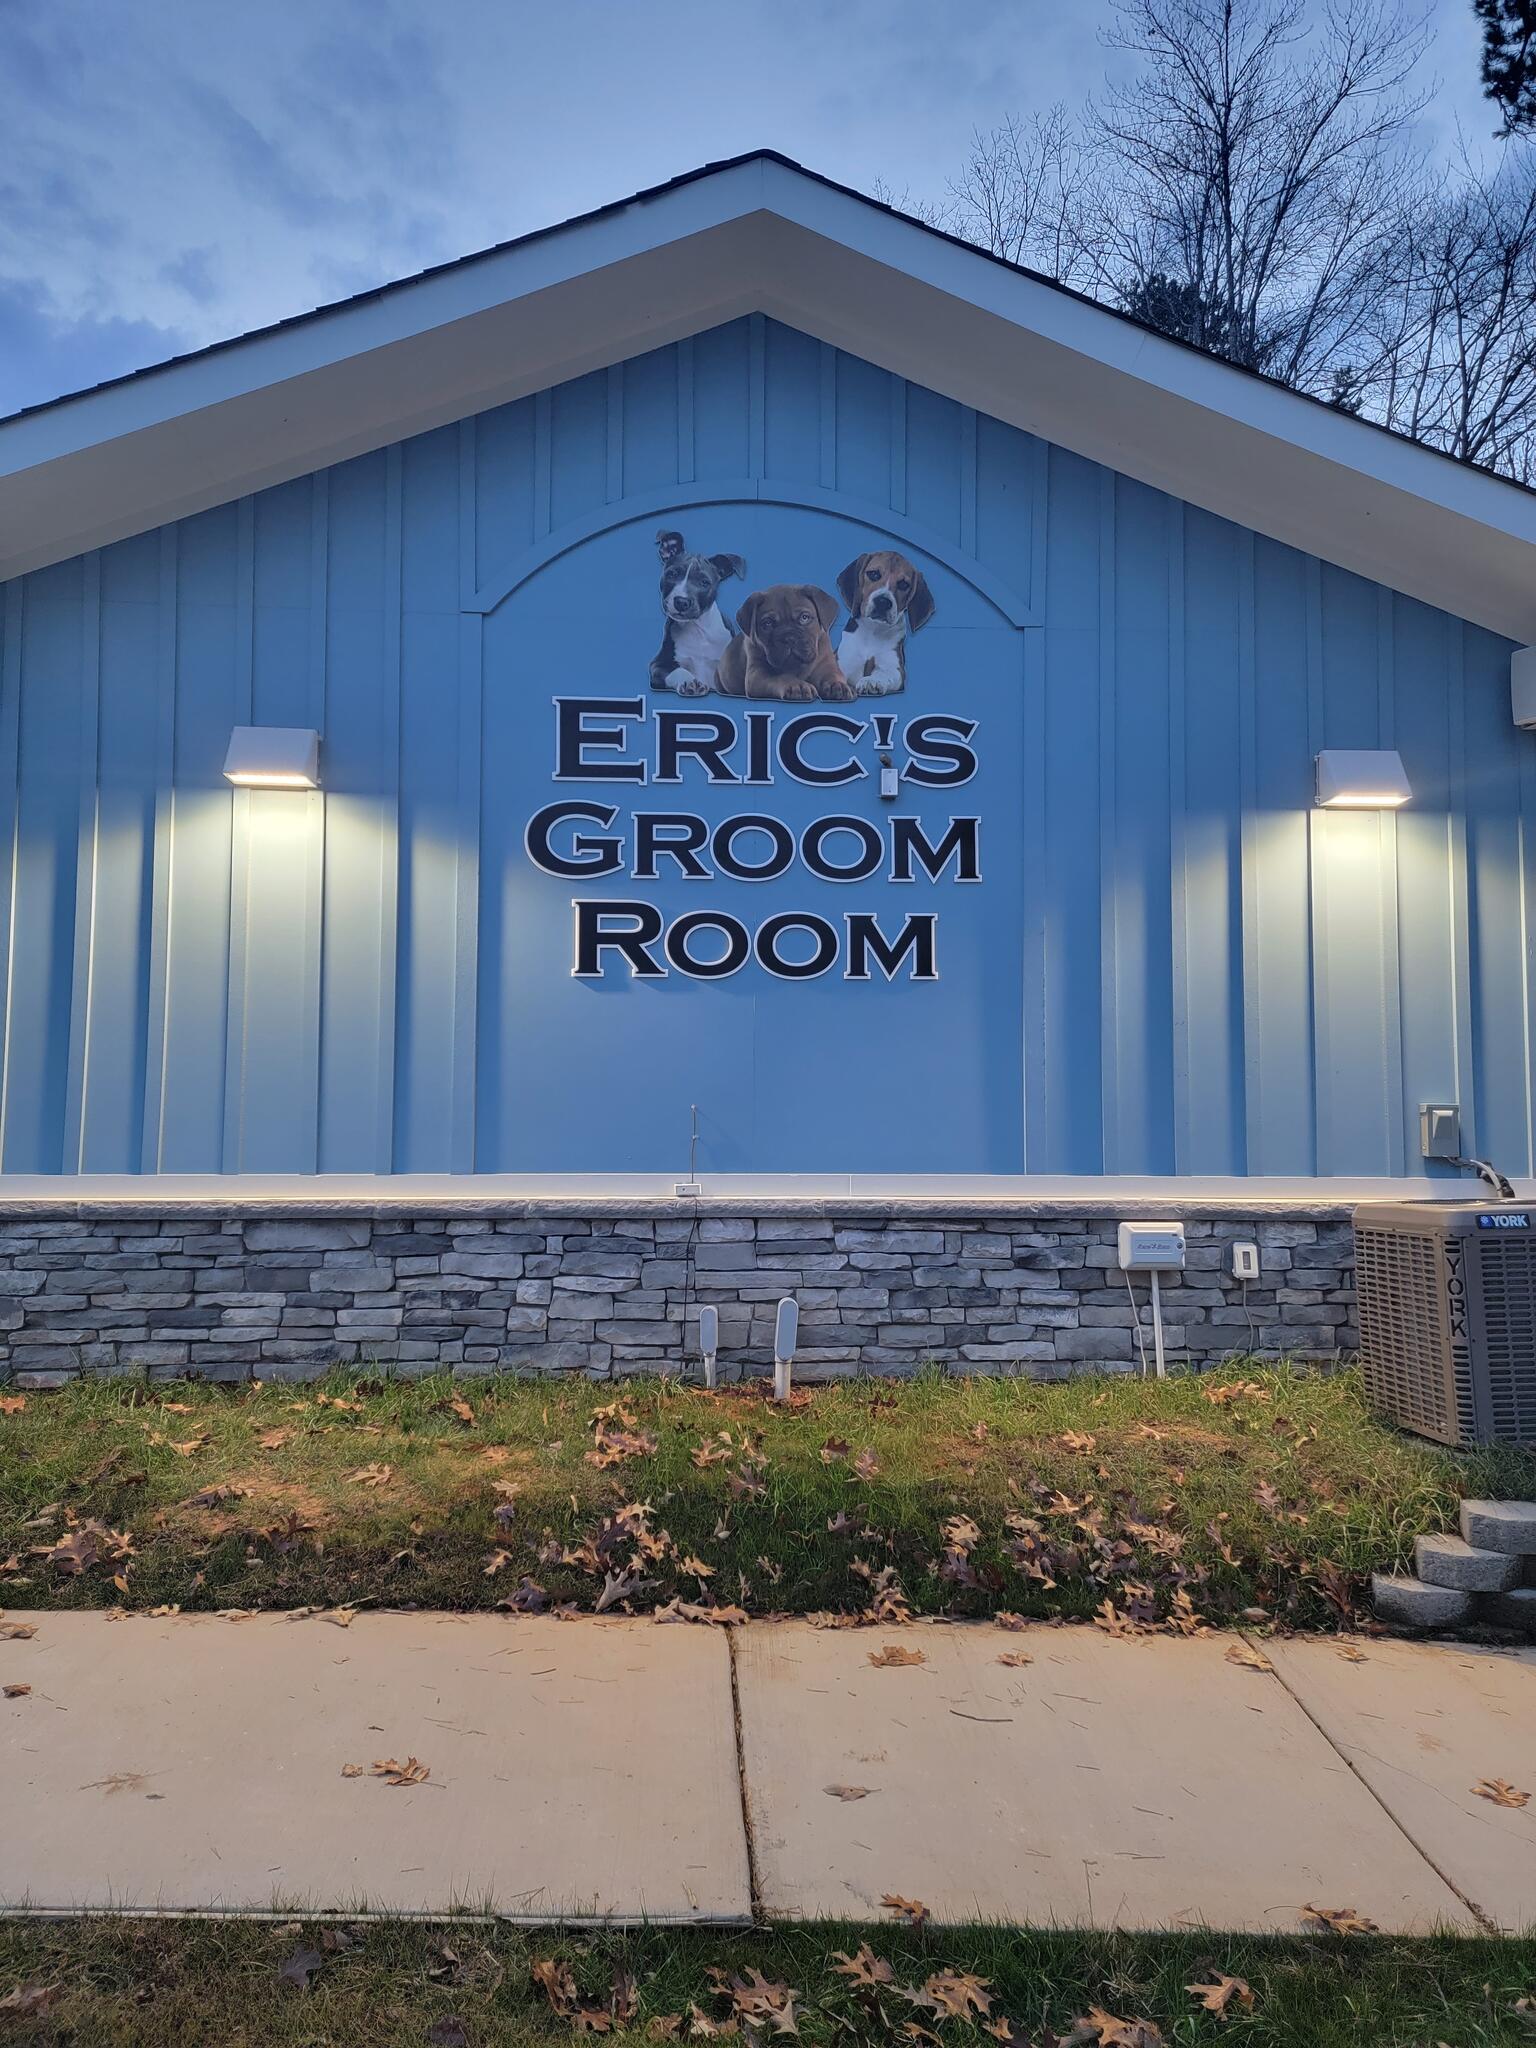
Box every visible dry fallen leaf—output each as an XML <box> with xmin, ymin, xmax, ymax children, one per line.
<box><xmin>1087</xmin><ymin>2010</ymin><xmax>1165</xmax><ymax>2048</ymax></box>
<box><xmin>1225</xmin><ymin>1642</ymin><xmax>1274</xmax><ymax>1672</ymax></box>
<box><xmin>1301</xmin><ymin>1903</ymin><xmax>1379</xmax><ymax>1935</ymax></box>
<box><xmin>653</xmin><ymin>1599</ymin><xmax>747</xmax><ymax>1626</ymax></box>
<box><xmin>0</xmin><ymin>1395</ymin><xmax>25</xmax><ymax>1416</ymax></box>
<box><xmin>1336</xmin><ymin>1642</ymin><xmax>1369</xmax><ymax>1663</ymax></box>
<box><xmin>371</xmin><ymin>1755</ymin><xmax>430</xmax><ymax>1786</ymax></box>
<box><xmin>1186</xmin><ymin>1973</ymin><xmax>1255</xmax><ymax>2018</ymax></box>
<box><xmin>0</xmin><ymin>1623</ymin><xmax>36</xmax><ymax>1641</ymax></box>
<box><xmin>1060</xmin><ymin>1431</ymin><xmax>1096</xmax><ymax>1453</ymax></box>
<box><xmin>852</xmin><ymin>1447</ymin><xmax>881</xmax><ymax>1481</ymax></box>
<box><xmin>922</xmin><ymin>1970</ymin><xmax>993</xmax><ymax>2019</ymax></box>
<box><xmin>276</xmin><ymin>1947</ymin><xmax>323</xmax><ymax>1993</ymax></box>
<box><xmin>340</xmin><ymin>1763</ymin><xmax>364</xmax><ymax>1778</ymax></box>
<box><xmin>3</xmin><ymin>1682</ymin><xmax>31</xmax><ymax>1698</ymax></box>
<box><xmin>881</xmin><ymin>1894</ymin><xmax>930</xmax><ymax>1928</ymax></box>
<box><xmin>346</xmin><ymin>1462</ymin><xmax>393</xmax><ymax>1488</ymax></box>
<box><xmin>0</xmin><ymin>1982</ymin><xmax>59</xmax><ymax>2019</ymax></box>
<box><xmin>996</xmin><ymin>1652</ymin><xmax>1033</xmax><ymax>1668</ymax></box>
<box><xmin>824</xmin><ymin>1784</ymin><xmax>876</xmax><ymax>1801</ymax></box>
<box><xmin>830</xmin><ymin>1945</ymin><xmax>894</xmax><ymax>1987</ymax></box>
<box><xmin>258</xmin><ymin>1429</ymin><xmax>292</xmax><ymax>1450</ymax></box>
<box><xmin>1472</xmin><ymin>1778</ymin><xmax>1530</xmax><ymax>1808</ymax></box>
<box><xmin>867</xmin><ymin>1644</ymin><xmax>926</xmax><ymax>1668</ymax></box>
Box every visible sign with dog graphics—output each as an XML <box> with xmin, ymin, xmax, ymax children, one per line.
<box><xmin>649</xmin><ymin>528</ymin><xmax>934</xmax><ymax>701</ymax></box>
<box><xmin>524</xmin><ymin>527</ymin><xmax>975</xmax><ymax>983</ymax></box>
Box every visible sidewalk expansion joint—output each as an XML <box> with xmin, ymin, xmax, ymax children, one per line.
<box><xmin>1244</xmin><ymin>1632</ymin><xmax>1498</xmax><ymax>1936</ymax></box>
<box><xmin>726</xmin><ymin>1626</ymin><xmax>765</xmax><ymax>1926</ymax></box>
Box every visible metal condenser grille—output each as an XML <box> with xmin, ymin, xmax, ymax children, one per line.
<box><xmin>1354</xmin><ymin>1226</ymin><xmax>1458</xmax><ymax>1443</ymax></box>
<box><xmin>1477</xmin><ymin>1235</ymin><xmax>1536</xmax><ymax>1444</ymax></box>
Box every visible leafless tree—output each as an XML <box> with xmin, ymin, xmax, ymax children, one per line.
<box><xmin>929</xmin><ymin>0</ymin><xmax>1536</xmax><ymax>481</ymax></box>
<box><xmin>1367</xmin><ymin>144</ymin><xmax>1536</xmax><ymax>479</ymax></box>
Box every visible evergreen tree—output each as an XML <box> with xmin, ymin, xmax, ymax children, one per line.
<box><xmin>1476</xmin><ymin>0</ymin><xmax>1536</xmax><ymax>134</ymax></box>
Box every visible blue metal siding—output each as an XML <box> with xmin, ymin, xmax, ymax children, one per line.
<box><xmin>0</xmin><ymin>314</ymin><xmax>1527</xmax><ymax>1178</ymax></box>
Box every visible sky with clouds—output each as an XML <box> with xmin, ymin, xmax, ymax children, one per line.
<box><xmin>0</xmin><ymin>0</ymin><xmax>1504</xmax><ymax>420</ymax></box>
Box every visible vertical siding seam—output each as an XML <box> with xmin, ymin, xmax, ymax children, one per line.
<box><xmin>1097</xmin><ymin>470</ymin><xmax>1117</xmax><ymax>1173</ymax></box>
<box><xmin>301</xmin><ymin>474</ymin><xmax>329</xmax><ymax>1174</ymax></box>
<box><xmin>451</xmin><ymin>613</ymin><xmax>483</xmax><ymax>1172</ymax></box>
<box><xmin>221</xmin><ymin>497</ymin><xmax>257</xmax><ymax>1170</ymax></box>
<box><xmin>376</xmin><ymin>445</ymin><xmax>404</xmax><ymax>1173</ymax></box>
<box><xmin>458</xmin><ymin>416</ymin><xmax>479</xmax><ymax>608</ymax></box>
<box><xmin>606</xmin><ymin>363</ymin><xmax>625</xmax><ymax>503</ymax></box>
<box><xmin>62</xmin><ymin>551</ymin><xmax>102</xmax><ymax>1172</ymax></box>
<box><xmin>1377</xmin><ymin>587</ymin><xmax>1405</xmax><ymax>1175</ymax></box>
<box><xmin>747</xmin><ymin>314</ymin><xmax>766</xmax><ymax>481</ymax></box>
<box><xmin>140</xmin><ymin>528</ymin><xmax>179</xmax><ymax>1173</ymax></box>
<box><xmin>1446</xmin><ymin>625</ymin><xmax>1478</xmax><ymax>1152</ymax></box>
<box><xmin>1518</xmin><ymin>684</ymin><xmax>1536</xmax><ymax>1172</ymax></box>
<box><xmin>1236</xmin><ymin>531</ymin><xmax>1260</xmax><ymax>1174</ymax></box>
<box><xmin>888</xmin><ymin>378</ymin><xmax>906</xmax><ymax>516</ymax></box>
<box><xmin>818</xmin><ymin>344</ymin><xmax>837</xmax><ymax>491</ymax></box>
<box><xmin>1167</xmin><ymin>504</ymin><xmax>1190</xmax><ymax>1173</ymax></box>
<box><xmin>533</xmin><ymin>392</ymin><xmax>552</xmax><ymax>541</ymax></box>
<box><xmin>676</xmin><ymin>338</ymin><xmax>695</xmax><ymax>486</ymax></box>
<box><xmin>1028</xmin><ymin>436</ymin><xmax>1048</xmax><ymax>622</ymax></box>
<box><xmin>1303</xmin><ymin>555</ymin><xmax>1324</xmax><ymax>1175</ymax></box>
<box><xmin>0</xmin><ymin>584</ymin><xmax>24</xmax><ymax>1164</ymax></box>
<box><xmin>958</xmin><ymin>408</ymin><xmax>977</xmax><ymax>560</ymax></box>
<box><xmin>1021</xmin><ymin>627</ymin><xmax>1048</xmax><ymax>1170</ymax></box>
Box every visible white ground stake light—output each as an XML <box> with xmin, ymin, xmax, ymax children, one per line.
<box><xmin>697</xmin><ymin>1305</ymin><xmax>719</xmax><ymax>1390</ymax></box>
<box><xmin>772</xmin><ymin>1297</ymin><xmax>799</xmax><ymax>1402</ymax></box>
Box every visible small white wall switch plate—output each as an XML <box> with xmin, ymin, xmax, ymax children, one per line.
<box><xmin>879</xmin><ymin>764</ymin><xmax>901</xmax><ymax>799</ymax></box>
<box><xmin>1117</xmin><ymin>1221</ymin><xmax>1186</xmax><ymax>1271</ymax></box>
<box><xmin>1231</xmin><ymin>1241</ymin><xmax>1260</xmax><ymax>1281</ymax></box>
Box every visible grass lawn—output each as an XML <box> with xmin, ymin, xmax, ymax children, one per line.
<box><xmin>1</xmin><ymin>1365</ymin><xmax>1530</xmax><ymax>1629</ymax></box>
<box><xmin>1</xmin><ymin>1918</ymin><xmax>1534</xmax><ymax>2047</ymax></box>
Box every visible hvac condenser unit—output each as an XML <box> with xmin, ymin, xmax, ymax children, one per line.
<box><xmin>1353</xmin><ymin>1202</ymin><xmax>1536</xmax><ymax>1447</ymax></box>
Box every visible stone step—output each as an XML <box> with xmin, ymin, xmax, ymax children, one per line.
<box><xmin>1371</xmin><ymin>1573</ymin><xmax>1474</xmax><ymax>1630</ymax></box>
<box><xmin>1481</xmin><ymin>1585</ymin><xmax>1536</xmax><ymax>1637</ymax></box>
<box><xmin>1459</xmin><ymin>1500</ymin><xmax>1536</xmax><ymax>1556</ymax></box>
<box><xmin>1415</xmin><ymin>1532</ymin><xmax>1521</xmax><ymax>1592</ymax></box>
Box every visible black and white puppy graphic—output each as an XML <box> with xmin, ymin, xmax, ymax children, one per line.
<box><xmin>835</xmin><ymin>550</ymin><xmax>935</xmax><ymax>697</ymax></box>
<box><xmin>649</xmin><ymin>530</ymin><xmax>746</xmax><ymax>697</ymax></box>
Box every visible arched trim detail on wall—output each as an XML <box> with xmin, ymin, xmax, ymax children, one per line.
<box><xmin>465</xmin><ymin>481</ymin><xmax>1040</xmax><ymax>627</ymax></box>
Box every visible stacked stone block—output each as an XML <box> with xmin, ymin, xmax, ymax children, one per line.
<box><xmin>0</xmin><ymin>1206</ymin><xmax>1358</xmax><ymax>1387</ymax></box>
<box><xmin>1373</xmin><ymin>1500</ymin><xmax>1536</xmax><ymax>1636</ymax></box>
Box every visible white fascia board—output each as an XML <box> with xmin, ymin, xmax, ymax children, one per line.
<box><xmin>3</xmin><ymin>152</ymin><xmax>1535</xmax><ymax>644</ymax></box>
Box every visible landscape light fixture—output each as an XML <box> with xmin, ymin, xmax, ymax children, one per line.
<box><xmin>222</xmin><ymin>726</ymin><xmax>322</xmax><ymax>789</ymax></box>
<box><xmin>1314</xmin><ymin>748</ymin><xmax>1411</xmax><ymax>809</ymax></box>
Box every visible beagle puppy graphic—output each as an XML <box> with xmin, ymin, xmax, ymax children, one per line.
<box><xmin>718</xmin><ymin>585</ymin><xmax>853</xmax><ymax>702</ymax></box>
<box><xmin>835</xmin><ymin>550</ymin><xmax>935</xmax><ymax>696</ymax></box>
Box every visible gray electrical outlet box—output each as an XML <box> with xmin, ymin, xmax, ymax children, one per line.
<box><xmin>1420</xmin><ymin>1104</ymin><xmax>1461</xmax><ymax>1161</ymax></box>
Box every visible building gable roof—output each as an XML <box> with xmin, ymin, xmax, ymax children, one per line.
<box><xmin>2</xmin><ymin>150</ymin><xmax>1533</xmax><ymax>642</ymax></box>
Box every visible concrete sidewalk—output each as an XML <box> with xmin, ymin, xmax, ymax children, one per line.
<box><xmin>4</xmin><ymin>1613</ymin><xmax>1532</xmax><ymax>1933</ymax></box>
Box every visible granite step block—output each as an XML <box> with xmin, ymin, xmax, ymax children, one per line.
<box><xmin>1415</xmin><ymin>1532</ymin><xmax>1521</xmax><ymax>1593</ymax></box>
<box><xmin>1371</xmin><ymin>1573</ymin><xmax>1474</xmax><ymax>1630</ymax></box>
<box><xmin>1459</xmin><ymin>1500</ymin><xmax>1536</xmax><ymax>1556</ymax></box>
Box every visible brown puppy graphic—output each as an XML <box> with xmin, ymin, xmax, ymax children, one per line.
<box><xmin>719</xmin><ymin>585</ymin><xmax>852</xmax><ymax>702</ymax></box>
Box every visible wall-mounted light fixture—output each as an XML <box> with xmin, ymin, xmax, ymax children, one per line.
<box><xmin>1314</xmin><ymin>748</ymin><xmax>1411</xmax><ymax>810</ymax></box>
<box><xmin>222</xmin><ymin>726</ymin><xmax>321</xmax><ymax>789</ymax></box>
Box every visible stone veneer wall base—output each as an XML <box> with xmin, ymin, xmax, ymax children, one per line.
<box><xmin>0</xmin><ymin>1202</ymin><xmax>1357</xmax><ymax>1387</ymax></box>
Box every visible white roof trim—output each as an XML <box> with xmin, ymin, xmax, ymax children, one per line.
<box><xmin>3</xmin><ymin>153</ymin><xmax>1534</xmax><ymax>642</ymax></box>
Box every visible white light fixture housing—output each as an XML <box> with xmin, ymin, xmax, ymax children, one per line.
<box><xmin>1314</xmin><ymin>748</ymin><xmax>1411</xmax><ymax>809</ymax></box>
<box><xmin>223</xmin><ymin>726</ymin><xmax>321</xmax><ymax>789</ymax></box>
